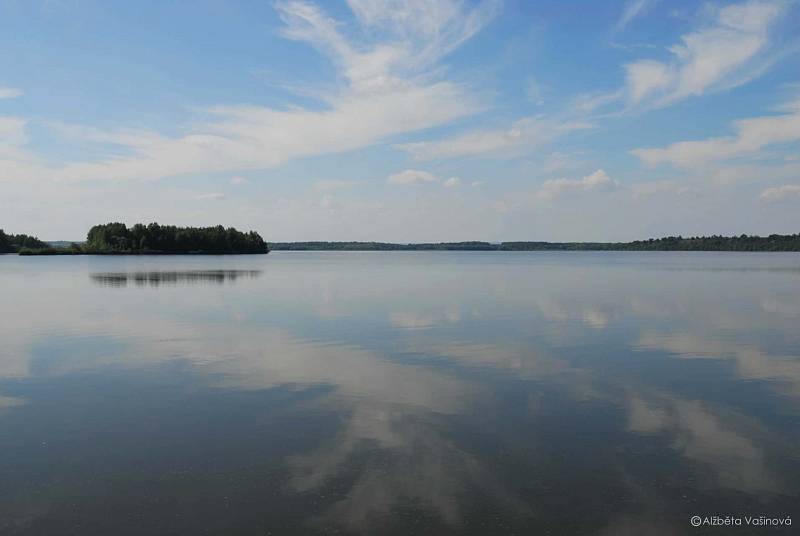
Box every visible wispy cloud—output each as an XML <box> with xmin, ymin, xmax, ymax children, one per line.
<box><xmin>632</xmin><ymin>97</ymin><xmax>800</xmax><ymax>167</ymax></box>
<box><xmin>195</xmin><ymin>192</ymin><xmax>226</xmax><ymax>200</ymax></box>
<box><xmin>537</xmin><ymin>169</ymin><xmax>619</xmax><ymax>200</ymax></box>
<box><xmin>278</xmin><ymin>0</ymin><xmax>498</xmax><ymax>93</ymax></box>
<box><xmin>387</xmin><ymin>169</ymin><xmax>463</xmax><ymax>187</ymax></box>
<box><xmin>760</xmin><ymin>184</ymin><xmax>800</xmax><ymax>201</ymax></box>
<box><xmin>0</xmin><ymin>86</ymin><xmax>23</xmax><ymax>99</ymax></box>
<box><xmin>0</xmin><ymin>117</ymin><xmax>28</xmax><ymax>159</ymax></box>
<box><xmin>615</xmin><ymin>0</ymin><xmax>658</xmax><ymax>32</ymax></box>
<box><xmin>51</xmin><ymin>86</ymin><xmax>478</xmax><ymax>183</ymax></box>
<box><xmin>624</xmin><ymin>0</ymin><xmax>784</xmax><ymax>107</ymax></box>
<box><xmin>230</xmin><ymin>176</ymin><xmax>249</xmax><ymax>185</ymax></box>
<box><xmin>388</xmin><ymin>169</ymin><xmax>440</xmax><ymax>185</ymax></box>
<box><xmin>344</xmin><ymin>0</ymin><xmax>501</xmax><ymax>77</ymax></box>
<box><xmin>0</xmin><ymin>117</ymin><xmax>47</xmax><ymax>183</ymax></box>
<box><xmin>396</xmin><ymin>117</ymin><xmax>593</xmax><ymax>161</ymax></box>
<box><xmin>2</xmin><ymin>1</ymin><xmax>495</xmax><ymax>184</ymax></box>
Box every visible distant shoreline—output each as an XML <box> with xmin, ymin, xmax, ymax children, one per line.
<box><xmin>5</xmin><ymin>231</ymin><xmax>800</xmax><ymax>254</ymax></box>
<box><xmin>268</xmin><ymin>235</ymin><xmax>800</xmax><ymax>252</ymax></box>
<box><xmin>18</xmin><ymin>250</ymin><xmax>269</xmax><ymax>256</ymax></box>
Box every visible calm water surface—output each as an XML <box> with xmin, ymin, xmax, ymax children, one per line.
<box><xmin>1</xmin><ymin>252</ymin><xmax>799</xmax><ymax>534</ymax></box>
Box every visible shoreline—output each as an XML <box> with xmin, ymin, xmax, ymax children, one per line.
<box><xmin>17</xmin><ymin>250</ymin><xmax>270</xmax><ymax>256</ymax></box>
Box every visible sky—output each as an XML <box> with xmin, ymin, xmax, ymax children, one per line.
<box><xmin>1</xmin><ymin>0</ymin><xmax>799</xmax><ymax>242</ymax></box>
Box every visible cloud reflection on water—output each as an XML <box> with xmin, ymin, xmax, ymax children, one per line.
<box><xmin>0</xmin><ymin>252</ymin><xmax>799</xmax><ymax>532</ymax></box>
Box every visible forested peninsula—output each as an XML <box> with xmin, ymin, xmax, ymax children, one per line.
<box><xmin>2</xmin><ymin>223</ymin><xmax>269</xmax><ymax>255</ymax></box>
<box><xmin>0</xmin><ymin>230</ymin><xmax>49</xmax><ymax>253</ymax></box>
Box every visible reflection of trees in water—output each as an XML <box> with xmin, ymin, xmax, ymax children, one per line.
<box><xmin>90</xmin><ymin>270</ymin><xmax>262</xmax><ymax>287</ymax></box>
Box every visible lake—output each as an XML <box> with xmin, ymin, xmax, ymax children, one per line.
<box><xmin>1</xmin><ymin>252</ymin><xmax>798</xmax><ymax>534</ymax></box>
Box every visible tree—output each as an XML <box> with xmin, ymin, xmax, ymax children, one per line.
<box><xmin>0</xmin><ymin>229</ymin><xmax>9</xmax><ymax>253</ymax></box>
<box><xmin>0</xmin><ymin>228</ymin><xmax>48</xmax><ymax>252</ymax></box>
<box><xmin>81</xmin><ymin>222</ymin><xmax>268</xmax><ymax>254</ymax></box>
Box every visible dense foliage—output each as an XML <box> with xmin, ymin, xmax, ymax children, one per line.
<box><xmin>84</xmin><ymin>223</ymin><xmax>269</xmax><ymax>254</ymax></box>
<box><xmin>0</xmin><ymin>229</ymin><xmax>49</xmax><ymax>253</ymax></box>
<box><xmin>271</xmin><ymin>234</ymin><xmax>800</xmax><ymax>252</ymax></box>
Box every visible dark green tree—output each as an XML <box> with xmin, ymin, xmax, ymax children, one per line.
<box><xmin>82</xmin><ymin>222</ymin><xmax>268</xmax><ymax>254</ymax></box>
<box><xmin>0</xmin><ymin>228</ymin><xmax>49</xmax><ymax>253</ymax></box>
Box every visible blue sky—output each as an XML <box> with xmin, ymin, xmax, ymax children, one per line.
<box><xmin>1</xmin><ymin>0</ymin><xmax>799</xmax><ymax>241</ymax></box>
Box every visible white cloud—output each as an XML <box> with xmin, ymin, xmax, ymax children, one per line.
<box><xmin>632</xmin><ymin>98</ymin><xmax>800</xmax><ymax>167</ymax></box>
<box><xmin>45</xmin><ymin>82</ymin><xmax>478</xmax><ymax>183</ymax></box>
<box><xmin>570</xmin><ymin>91</ymin><xmax>624</xmax><ymax>114</ymax></box>
<box><xmin>623</xmin><ymin>0</ymin><xmax>784</xmax><ymax>107</ymax></box>
<box><xmin>279</xmin><ymin>0</ymin><xmax>498</xmax><ymax>94</ymax></box>
<box><xmin>195</xmin><ymin>192</ymin><xmax>226</xmax><ymax>200</ymax></box>
<box><xmin>0</xmin><ymin>117</ymin><xmax>49</xmax><ymax>183</ymax></box>
<box><xmin>0</xmin><ymin>117</ymin><xmax>28</xmax><ymax>159</ymax></box>
<box><xmin>345</xmin><ymin>0</ymin><xmax>500</xmax><ymax>74</ymax></box>
<box><xmin>616</xmin><ymin>0</ymin><xmax>658</xmax><ymax>32</ymax></box>
<box><xmin>626</xmin><ymin>60</ymin><xmax>672</xmax><ymax>103</ymax></box>
<box><xmin>760</xmin><ymin>184</ymin><xmax>800</xmax><ymax>201</ymax></box>
<box><xmin>2</xmin><ymin>1</ymin><xmax>492</xmax><ymax>184</ymax></box>
<box><xmin>388</xmin><ymin>169</ymin><xmax>439</xmax><ymax>185</ymax></box>
<box><xmin>230</xmin><ymin>176</ymin><xmax>249</xmax><ymax>185</ymax></box>
<box><xmin>537</xmin><ymin>169</ymin><xmax>620</xmax><ymax>200</ymax></box>
<box><xmin>387</xmin><ymin>170</ymin><xmax>463</xmax><ymax>187</ymax></box>
<box><xmin>0</xmin><ymin>118</ymin><xmax>46</xmax><ymax>171</ymax></box>
<box><xmin>396</xmin><ymin>117</ymin><xmax>593</xmax><ymax>161</ymax></box>
<box><xmin>0</xmin><ymin>86</ymin><xmax>23</xmax><ymax>99</ymax></box>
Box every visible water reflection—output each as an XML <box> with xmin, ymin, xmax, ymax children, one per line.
<box><xmin>0</xmin><ymin>252</ymin><xmax>798</xmax><ymax>534</ymax></box>
<box><xmin>90</xmin><ymin>269</ymin><xmax>262</xmax><ymax>287</ymax></box>
<box><xmin>636</xmin><ymin>332</ymin><xmax>800</xmax><ymax>398</ymax></box>
<box><xmin>625</xmin><ymin>392</ymin><xmax>778</xmax><ymax>492</ymax></box>
<box><xmin>0</xmin><ymin>394</ymin><xmax>25</xmax><ymax>417</ymax></box>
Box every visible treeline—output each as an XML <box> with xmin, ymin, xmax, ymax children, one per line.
<box><xmin>594</xmin><ymin>234</ymin><xmax>800</xmax><ymax>252</ymax></box>
<box><xmin>0</xmin><ymin>229</ymin><xmax>49</xmax><ymax>253</ymax></box>
<box><xmin>14</xmin><ymin>223</ymin><xmax>268</xmax><ymax>255</ymax></box>
<box><xmin>500</xmin><ymin>234</ymin><xmax>800</xmax><ymax>251</ymax></box>
<box><xmin>270</xmin><ymin>234</ymin><xmax>800</xmax><ymax>252</ymax></box>
<box><xmin>7</xmin><ymin>230</ymin><xmax>800</xmax><ymax>254</ymax></box>
<box><xmin>84</xmin><ymin>223</ymin><xmax>268</xmax><ymax>254</ymax></box>
<box><xmin>271</xmin><ymin>241</ymin><xmax>498</xmax><ymax>251</ymax></box>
